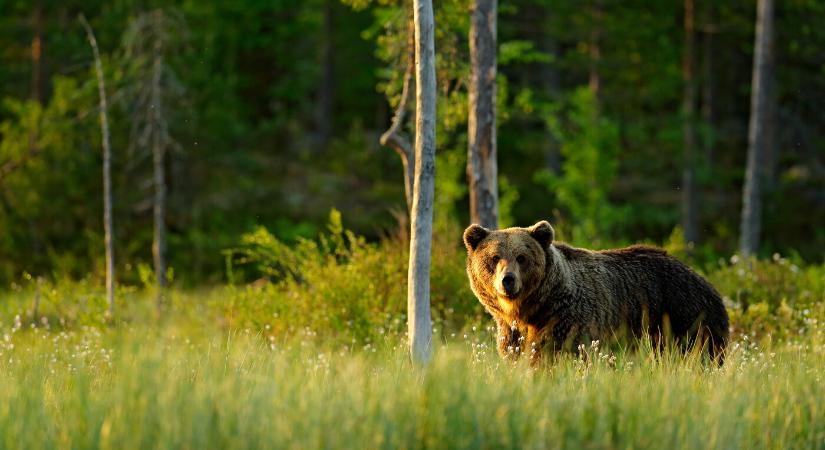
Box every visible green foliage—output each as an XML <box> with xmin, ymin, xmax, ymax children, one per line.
<box><xmin>498</xmin><ymin>40</ymin><xmax>552</xmax><ymax>65</ymax></box>
<box><xmin>0</xmin><ymin>0</ymin><xmax>823</xmax><ymax>286</ymax></box>
<box><xmin>497</xmin><ymin>175</ymin><xmax>520</xmax><ymax>229</ymax></box>
<box><xmin>709</xmin><ymin>254</ymin><xmax>825</xmax><ymax>341</ymax></box>
<box><xmin>534</xmin><ymin>87</ymin><xmax>626</xmax><ymax>246</ymax></box>
<box><xmin>224</xmin><ymin>211</ymin><xmax>479</xmax><ymax>344</ymax></box>
<box><xmin>0</xmin><ymin>76</ymin><xmax>97</xmax><ymax>280</ymax></box>
<box><xmin>3</xmin><ymin>212</ymin><xmax>822</xmax><ymax>348</ymax></box>
<box><xmin>434</xmin><ymin>147</ymin><xmax>467</xmax><ymax>233</ymax></box>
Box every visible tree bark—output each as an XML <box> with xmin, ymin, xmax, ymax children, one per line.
<box><xmin>80</xmin><ymin>14</ymin><xmax>116</xmax><ymax>317</ymax></box>
<box><xmin>315</xmin><ymin>0</ymin><xmax>334</xmax><ymax>148</ymax></box>
<box><xmin>468</xmin><ymin>0</ymin><xmax>499</xmax><ymax>230</ymax></box>
<box><xmin>701</xmin><ymin>2</ymin><xmax>715</xmax><ymax>168</ymax></box>
<box><xmin>682</xmin><ymin>0</ymin><xmax>699</xmax><ymax>245</ymax></box>
<box><xmin>740</xmin><ymin>0</ymin><xmax>774</xmax><ymax>257</ymax></box>
<box><xmin>408</xmin><ymin>0</ymin><xmax>436</xmax><ymax>365</ymax></box>
<box><xmin>152</xmin><ymin>10</ymin><xmax>168</xmax><ymax>299</ymax></box>
<box><xmin>763</xmin><ymin>70</ymin><xmax>778</xmax><ymax>191</ymax></box>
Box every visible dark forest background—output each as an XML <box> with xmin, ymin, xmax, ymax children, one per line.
<box><xmin>1</xmin><ymin>0</ymin><xmax>823</xmax><ymax>286</ymax></box>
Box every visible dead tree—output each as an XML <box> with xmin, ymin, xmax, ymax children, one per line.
<box><xmin>315</xmin><ymin>0</ymin><xmax>334</xmax><ymax>148</ymax></box>
<box><xmin>701</xmin><ymin>2</ymin><xmax>716</xmax><ymax>168</ymax></box>
<box><xmin>468</xmin><ymin>0</ymin><xmax>499</xmax><ymax>230</ymax></box>
<box><xmin>408</xmin><ymin>0</ymin><xmax>436</xmax><ymax>365</ymax></box>
<box><xmin>682</xmin><ymin>0</ymin><xmax>699</xmax><ymax>245</ymax></box>
<box><xmin>80</xmin><ymin>14</ymin><xmax>116</xmax><ymax>316</ymax></box>
<box><xmin>124</xmin><ymin>9</ymin><xmax>187</xmax><ymax>305</ymax></box>
<box><xmin>740</xmin><ymin>0</ymin><xmax>774</xmax><ymax>256</ymax></box>
<box><xmin>150</xmin><ymin>10</ymin><xmax>168</xmax><ymax>300</ymax></box>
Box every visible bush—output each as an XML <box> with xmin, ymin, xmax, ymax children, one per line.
<box><xmin>3</xmin><ymin>214</ymin><xmax>822</xmax><ymax>348</ymax></box>
<box><xmin>222</xmin><ymin>210</ymin><xmax>481</xmax><ymax>345</ymax></box>
<box><xmin>708</xmin><ymin>254</ymin><xmax>825</xmax><ymax>341</ymax></box>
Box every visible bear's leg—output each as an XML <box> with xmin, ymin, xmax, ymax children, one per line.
<box><xmin>525</xmin><ymin>324</ymin><xmax>545</xmax><ymax>367</ymax></box>
<box><xmin>495</xmin><ymin>318</ymin><xmax>522</xmax><ymax>360</ymax></box>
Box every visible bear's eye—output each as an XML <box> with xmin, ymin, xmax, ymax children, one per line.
<box><xmin>491</xmin><ymin>255</ymin><xmax>500</xmax><ymax>264</ymax></box>
<box><xmin>517</xmin><ymin>255</ymin><xmax>526</xmax><ymax>264</ymax></box>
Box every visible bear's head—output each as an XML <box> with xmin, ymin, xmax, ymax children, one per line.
<box><xmin>463</xmin><ymin>221</ymin><xmax>555</xmax><ymax>307</ymax></box>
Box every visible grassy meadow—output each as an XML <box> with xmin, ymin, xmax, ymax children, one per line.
<box><xmin>1</xmin><ymin>307</ymin><xmax>824</xmax><ymax>449</ymax></box>
<box><xmin>1</xmin><ymin>224</ymin><xmax>824</xmax><ymax>449</ymax></box>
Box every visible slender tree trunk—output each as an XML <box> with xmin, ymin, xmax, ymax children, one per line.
<box><xmin>701</xmin><ymin>2</ymin><xmax>715</xmax><ymax>169</ymax></box>
<box><xmin>152</xmin><ymin>11</ymin><xmax>168</xmax><ymax>300</ymax></box>
<box><xmin>80</xmin><ymin>14</ymin><xmax>116</xmax><ymax>317</ymax></box>
<box><xmin>315</xmin><ymin>0</ymin><xmax>334</xmax><ymax>148</ymax></box>
<box><xmin>763</xmin><ymin>72</ymin><xmax>778</xmax><ymax>191</ymax></box>
<box><xmin>740</xmin><ymin>0</ymin><xmax>774</xmax><ymax>256</ymax></box>
<box><xmin>682</xmin><ymin>0</ymin><xmax>699</xmax><ymax>245</ymax></box>
<box><xmin>408</xmin><ymin>0</ymin><xmax>436</xmax><ymax>365</ymax></box>
<box><xmin>468</xmin><ymin>0</ymin><xmax>499</xmax><ymax>230</ymax></box>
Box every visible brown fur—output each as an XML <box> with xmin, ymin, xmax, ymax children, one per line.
<box><xmin>463</xmin><ymin>221</ymin><xmax>729</xmax><ymax>364</ymax></box>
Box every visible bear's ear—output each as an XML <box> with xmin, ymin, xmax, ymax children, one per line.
<box><xmin>528</xmin><ymin>220</ymin><xmax>555</xmax><ymax>248</ymax></box>
<box><xmin>463</xmin><ymin>224</ymin><xmax>489</xmax><ymax>252</ymax></box>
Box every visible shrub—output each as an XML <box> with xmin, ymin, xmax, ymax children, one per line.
<box><xmin>223</xmin><ymin>210</ymin><xmax>480</xmax><ymax>345</ymax></box>
<box><xmin>709</xmin><ymin>254</ymin><xmax>825</xmax><ymax>341</ymax></box>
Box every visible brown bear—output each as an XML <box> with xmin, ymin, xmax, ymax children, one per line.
<box><xmin>463</xmin><ymin>221</ymin><xmax>729</xmax><ymax>364</ymax></box>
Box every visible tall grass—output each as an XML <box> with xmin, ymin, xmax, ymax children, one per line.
<box><xmin>1</xmin><ymin>322</ymin><xmax>823</xmax><ymax>449</ymax></box>
<box><xmin>1</xmin><ymin>219</ymin><xmax>823</xmax><ymax>448</ymax></box>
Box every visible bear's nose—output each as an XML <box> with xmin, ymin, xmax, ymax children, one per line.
<box><xmin>502</xmin><ymin>272</ymin><xmax>516</xmax><ymax>290</ymax></box>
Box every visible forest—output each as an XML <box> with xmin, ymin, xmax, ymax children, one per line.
<box><xmin>1</xmin><ymin>0</ymin><xmax>824</xmax><ymax>448</ymax></box>
<box><xmin>1</xmin><ymin>0</ymin><xmax>823</xmax><ymax>286</ymax></box>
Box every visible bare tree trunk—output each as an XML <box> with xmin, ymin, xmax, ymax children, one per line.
<box><xmin>380</xmin><ymin>18</ymin><xmax>416</xmax><ymax>213</ymax></box>
<box><xmin>468</xmin><ymin>0</ymin><xmax>499</xmax><ymax>230</ymax></box>
<box><xmin>80</xmin><ymin>14</ymin><xmax>116</xmax><ymax>317</ymax></box>
<box><xmin>701</xmin><ymin>2</ymin><xmax>715</xmax><ymax>168</ymax></box>
<box><xmin>763</xmin><ymin>74</ymin><xmax>778</xmax><ymax>191</ymax></box>
<box><xmin>408</xmin><ymin>0</ymin><xmax>436</xmax><ymax>365</ymax></box>
<box><xmin>315</xmin><ymin>0</ymin><xmax>334</xmax><ymax>148</ymax></box>
<box><xmin>682</xmin><ymin>0</ymin><xmax>699</xmax><ymax>245</ymax></box>
<box><xmin>152</xmin><ymin>11</ymin><xmax>168</xmax><ymax>300</ymax></box>
<box><xmin>740</xmin><ymin>0</ymin><xmax>774</xmax><ymax>257</ymax></box>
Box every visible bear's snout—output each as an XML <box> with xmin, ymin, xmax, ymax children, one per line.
<box><xmin>496</xmin><ymin>270</ymin><xmax>521</xmax><ymax>298</ymax></box>
<box><xmin>502</xmin><ymin>273</ymin><xmax>516</xmax><ymax>292</ymax></box>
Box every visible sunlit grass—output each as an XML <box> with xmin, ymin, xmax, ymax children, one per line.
<box><xmin>1</xmin><ymin>320</ymin><xmax>823</xmax><ymax>449</ymax></box>
<box><xmin>0</xmin><ymin>253</ymin><xmax>822</xmax><ymax>449</ymax></box>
